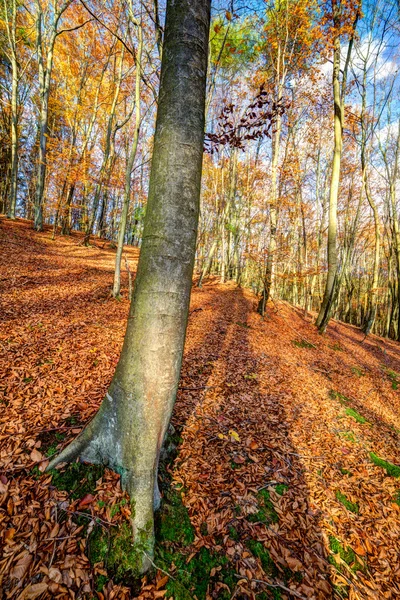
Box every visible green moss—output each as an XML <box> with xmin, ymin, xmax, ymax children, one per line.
<box><xmin>330</xmin><ymin>343</ymin><xmax>344</xmax><ymax>352</ymax></box>
<box><xmin>257</xmin><ymin>592</ymin><xmax>282</xmax><ymax>600</ymax></box>
<box><xmin>49</xmin><ymin>462</ymin><xmax>104</xmax><ymax>500</ymax></box>
<box><xmin>247</xmin><ymin>540</ymin><xmax>277</xmax><ymax>576</ymax></box>
<box><xmin>351</xmin><ymin>367</ymin><xmax>364</xmax><ymax>377</ymax></box>
<box><xmin>332</xmin><ymin>583</ymin><xmax>349</xmax><ymax>599</ymax></box>
<box><xmin>329</xmin><ymin>536</ymin><xmax>364</xmax><ymax>574</ymax></box>
<box><xmin>383</xmin><ymin>368</ymin><xmax>399</xmax><ymax>390</ymax></box>
<box><xmin>230</xmin><ymin>460</ymin><xmax>243</xmax><ymax>470</ymax></box>
<box><xmin>30</xmin><ymin>465</ymin><xmax>42</xmax><ymax>480</ymax></box>
<box><xmin>65</xmin><ymin>415</ymin><xmax>79</xmax><ymax>425</ymax></box>
<box><xmin>339</xmin><ymin>431</ymin><xmax>357</xmax><ymax>443</ymax></box>
<box><xmin>292</xmin><ymin>339</ymin><xmax>314</xmax><ymax>349</ymax></box>
<box><xmin>200</xmin><ymin>522</ymin><xmax>208</xmax><ymax>536</ymax></box>
<box><xmin>275</xmin><ymin>484</ymin><xmax>288</xmax><ymax>495</ymax></box>
<box><xmin>95</xmin><ymin>574</ymin><xmax>108</xmax><ymax>592</ymax></box>
<box><xmin>228</xmin><ymin>525</ymin><xmax>239</xmax><ymax>541</ymax></box>
<box><xmin>335</xmin><ymin>491</ymin><xmax>359</xmax><ymax>514</ymax></box>
<box><xmin>345</xmin><ymin>408</ymin><xmax>367</xmax><ymax>424</ymax></box>
<box><xmin>329</xmin><ymin>390</ymin><xmax>350</xmax><ymax>405</ymax></box>
<box><xmin>110</xmin><ymin>500</ymin><xmax>126</xmax><ymax>518</ymax></box>
<box><xmin>46</xmin><ymin>445</ymin><xmax>58</xmax><ymax>457</ymax></box>
<box><xmin>38</xmin><ymin>430</ymin><xmax>66</xmax><ymax>457</ymax></box>
<box><xmin>393</xmin><ymin>491</ymin><xmax>400</xmax><ymax>506</ymax></box>
<box><xmin>340</xmin><ymin>468</ymin><xmax>352</xmax><ymax>476</ymax></box>
<box><xmin>89</xmin><ymin>526</ymin><xmax>109</xmax><ymax>564</ymax></box>
<box><xmin>236</xmin><ymin>321</ymin><xmax>251</xmax><ymax>329</ymax></box>
<box><xmin>88</xmin><ymin>521</ymin><xmax>152</xmax><ymax>582</ymax></box>
<box><xmin>247</xmin><ymin>489</ymin><xmax>278</xmax><ymax>525</ymax></box>
<box><xmin>157</xmin><ymin>546</ymin><xmax>233</xmax><ymax>600</ymax></box>
<box><xmin>370</xmin><ymin>453</ymin><xmax>400</xmax><ymax>477</ymax></box>
<box><xmin>157</xmin><ymin>486</ymin><xmax>194</xmax><ymax>546</ymax></box>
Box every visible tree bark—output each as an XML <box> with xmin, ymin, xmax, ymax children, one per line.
<box><xmin>48</xmin><ymin>0</ymin><xmax>211</xmax><ymax>575</ymax></box>
<box><xmin>4</xmin><ymin>0</ymin><xmax>20</xmax><ymax>220</ymax></box>
<box><xmin>315</xmin><ymin>22</ymin><xmax>342</xmax><ymax>332</ymax></box>
<box><xmin>33</xmin><ymin>0</ymin><xmax>72</xmax><ymax>231</ymax></box>
<box><xmin>316</xmin><ymin>6</ymin><xmax>358</xmax><ymax>332</ymax></box>
<box><xmin>113</xmin><ymin>12</ymin><xmax>143</xmax><ymax>298</ymax></box>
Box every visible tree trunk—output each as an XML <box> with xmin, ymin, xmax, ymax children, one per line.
<box><xmin>48</xmin><ymin>0</ymin><xmax>211</xmax><ymax>575</ymax></box>
<box><xmin>362</xmin><ymin>179</ymin><xmax>380</xmax><ymax>334</ymax></box>
<box><xmin>113</xmin><ymin>16</ymin><xmax>143</xmax><ymax>298</ymax></box>
<box><xmin>198</xmin><ymin>239</ymin><xmax>217</xmax><ymax>287</ymax></box>
<box><xmin>8</xmin><ymin>61</ymin><xmax>18</xmax><ymax>219</ymax></box>
<box><xmin>4</xmin><ymin>0</ymin><xmax>19</xmax><ymax>220</ymax></box>
<box><xmin>258</xmin><ymin>109</ymin><xmax>281</xmax><ymax>316</ymax></box>
<box><xmin>316</xmin><ymin>7</ymin><xmax>358</xmax><ymax>333</ymax></box>
<box><xmin>315</xmin><ymin>30</ymin><xmax>341</xmax><ymax>332</ymax></box>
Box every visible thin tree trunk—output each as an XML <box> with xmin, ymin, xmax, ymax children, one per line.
<box><xmin>258</xmin><ymin>109</ymin><xmax>281</xmax><ymax>316</ymax></box>
<box><xmin>4</xmin><ymin>0</ymin><xmax>20</xmax><ymax>219</ymax></box>
<box><xmin>315</xmin><ymin>26</ymin><xmax>342</xmax><ymax>331</ymax></box>
<box><xmin>8</xmin><ymin>61</ymin><xmax>18</xmax><ymax>219</ymax></box>
<box><xmin>316</xmin><ymin>6</ymin><xmax>358</xmax><ymax>332</ymax></box>
<box><xmin>362</xmin><ymin>178</ymin><xmax>380</xmax><ymax>334</ymax></box>
<box><xmin>113</xmin><ymin>14</ymin><xmax>143</xmax><ymax>298</ymax></box>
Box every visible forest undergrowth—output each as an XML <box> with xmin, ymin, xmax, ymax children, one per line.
<box><xmin>1</xmin><ymin>219</ymin><xmax>400</xmax><ymax>600</ymax></box>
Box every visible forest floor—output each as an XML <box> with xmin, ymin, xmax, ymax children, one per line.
<box><xmin>1</xmin><ymin>218</ymin><xmax>400</xmax><ymax>600</ymax></box>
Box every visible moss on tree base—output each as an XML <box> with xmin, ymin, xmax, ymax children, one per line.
<box><xmin>88</xmin><ymin>520</ymin><xmax>153</xmax><ymax>584</ymax></box>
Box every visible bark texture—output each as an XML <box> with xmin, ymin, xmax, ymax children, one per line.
<box><xmin>315</xmin><ymin>27</ymin><xmax>341</xmax><ymax>332</ymax></box>
<box><xmin>316</xmin><ymin>7</ymin><xmax>358</xmax><ymax>333</ymax></box>
<box><xmin>48</xmin><ymin>0</ymin><xmax>211</xmax><ymax>575</ymax></box>
<box><xmin>113</xmin><ymin>15</ymin><xmax>143</xmax><ymax>298</ymax></box>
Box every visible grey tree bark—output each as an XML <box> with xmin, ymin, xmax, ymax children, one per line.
<box><xmin>33</xmin><ymin>0</ymin><xmax>72</xmax><ymax>231</ymax></box>
<box><xmin>113</xmin><ymin>7</ymin><xmax>143</xmax><ymax>298</ymax></box>
<box><xmin>3</xmin><ymin>0</ymin><xmax>28</xmax><ymax>219</ymax></box>
<box><xmin>316</xmin><ymin>6</ymin><xmax>358</xmax><ymax>332</ymax></box>
<box><xmin>47</xmin><ymin>0</ymin><xmax>211</xmax><ymax>575</ymax></box>
<box><xmin>84</xmin><ymin>48</ymin><xmax>125</xmax><ymax>245</ymax></box>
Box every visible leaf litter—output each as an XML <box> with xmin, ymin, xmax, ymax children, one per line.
<box><xmin>0</xmin><ymin>219</ymin><xmax>399</xmax><ymax>599</ymax></box>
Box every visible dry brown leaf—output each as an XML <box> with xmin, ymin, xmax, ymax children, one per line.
<box><xmin>16</xmin><ymin>582</ymin><xmax>48</xmax><ymax>600</ymax></box>
<box><xmin>29</xmin><ymin>448</ymin><xmax>43</xmax><ymax>462</ymax></box>
<box><xmin>10</xmin><ymin>553</ymin><xmax>32</xmax><ymax>582</ymax></box>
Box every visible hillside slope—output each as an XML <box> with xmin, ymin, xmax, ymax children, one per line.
<box><xmin>1</xmin><ymin>219</ymin><xmax>399</xmax><ymax>600</ymax></box>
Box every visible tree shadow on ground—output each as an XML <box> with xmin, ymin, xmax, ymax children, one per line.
<box><xmin>170</xmin><ymin>286</ymin><xmax>334</xmax><ymax>599</ymax></box>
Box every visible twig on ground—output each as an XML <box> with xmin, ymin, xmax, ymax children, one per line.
<box><xmin>66</xmin><ymin>510</ymin><xmax>117</xmax><ymax>528</ymax></box>
<box><xmin>2</xmin><ymin>425</ymin><xmax>82</xmax><ymax>438</ymax></box>
<box><xmin>143</xmin><ymin>552</ymin><xmax>175</xmax><ymax>580</ymax></box>
<box><xmin>178</xmin><ymin>385</ymin><xmax>217</xmax><ymax>391</ymax></box>
<box><xmin>234</xmin><ymin>574</ymin><xmax>307</xmax><ymax>600</ymax></box>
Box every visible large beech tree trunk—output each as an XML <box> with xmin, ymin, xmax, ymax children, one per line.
<box><xmin>48</xmin><ymin>0</ymin><xmax>211</xmax><ymax>574</ymax></box>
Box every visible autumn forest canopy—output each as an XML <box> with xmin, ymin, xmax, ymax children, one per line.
<box><xmin>1</xmin><ymin>0</ymin><xmax>400</xmax><ymax>599</ymax></box>
<box><xmin>1</xmin><ymin>0</ymin><xmax>399</xmax><ymax>337</ymax></box>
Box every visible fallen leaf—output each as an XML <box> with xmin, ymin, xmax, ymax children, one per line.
<box><xmin>77</xmin><ymin>493</ymin><xmax>95</xmax><ymax>509</ymax></box>
<box><xmin>10</xmin><ymin>553</ymin><xmax>32</xmax><ymax>581</ymax></box>
<box><xmin>16</xmin><ymin>582</ymin><xmax>48</xmax><ymax>600</ymax></box>
<box><xmin>30</xmin><ymin>448</ymin><xmax>43</xmax><ymax>462</ymax></box>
